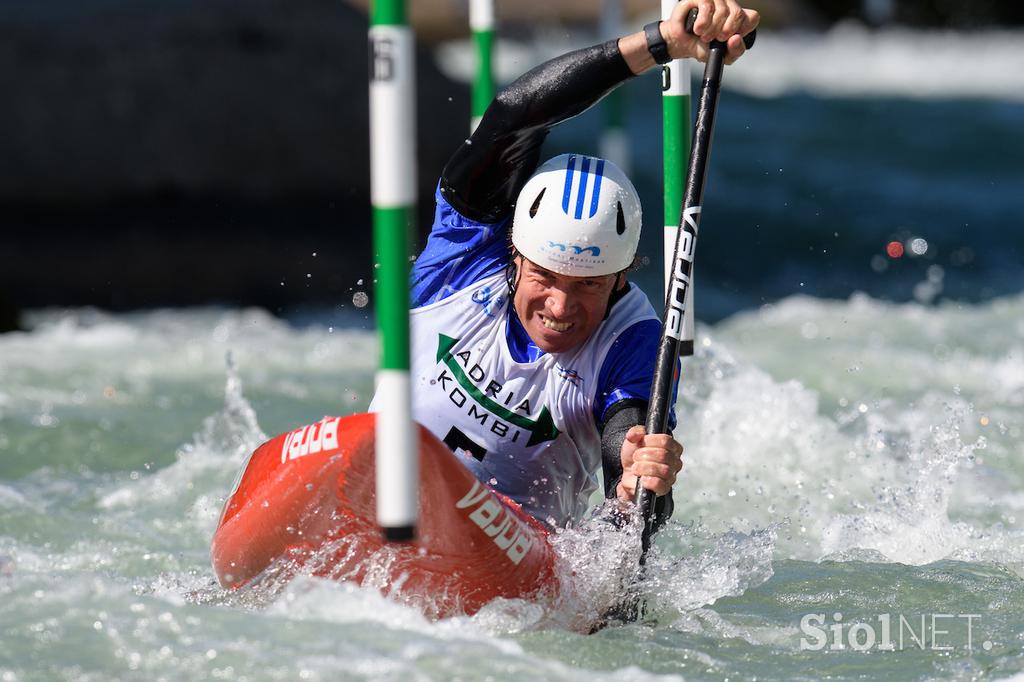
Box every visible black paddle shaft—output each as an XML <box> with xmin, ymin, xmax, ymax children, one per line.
<box><xmin>635</xmin><ymin>11</ymin><xmax>755</xmax><ymax>557</ymax></box>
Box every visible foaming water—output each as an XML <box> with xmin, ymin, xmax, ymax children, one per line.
<box><xmin>2</xmin><ymin>298</ymin><xmax>1024</xmax><ymax>680</ymax></box>
<box><xmin>684</xmin><ymin>294</ymin><xmax>1024</xmax><ymax>572</ymax></box>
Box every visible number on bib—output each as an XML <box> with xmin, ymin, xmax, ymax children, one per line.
<box><xmin>443</xmin><ymin>426</ymin><xmax>487</xmax><ymax>462</ymax></box>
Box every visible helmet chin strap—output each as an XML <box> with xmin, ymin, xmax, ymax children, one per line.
<box><xmin>603</xmin><ymin>272</ymin><xmax>627</xmax><ymax>321</ymax></box>
<box><xmin>506</xmin><ymin>251</ymin><xmax>522</xmax><ymax>297</ymax></box>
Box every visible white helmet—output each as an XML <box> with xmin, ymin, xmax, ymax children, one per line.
<box><xmin>511</xmin><ymin>154</ymin><xmax>642</xmax><ymax>277</ymax></box>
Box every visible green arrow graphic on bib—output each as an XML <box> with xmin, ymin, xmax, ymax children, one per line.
<box><xmin>436</xmin><ymin>334</ymin><xmax>560</xmax><ymax>446</ymax></box>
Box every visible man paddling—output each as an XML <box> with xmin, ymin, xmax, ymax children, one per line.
<box><xmin>371</xmin><ymin>0</ymin><xmax>759</xmax><ymax>531</ymax></box>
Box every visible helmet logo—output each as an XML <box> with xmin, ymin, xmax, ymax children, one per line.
<box><xmin>560</xmin><ymin>155</ymin><xmax>606</xmax><ymax>220</ymax></box>
<box><xmin>547</xmin><ymin>241</ymin><xmax>601</xmax><ymax>256</ymax></box>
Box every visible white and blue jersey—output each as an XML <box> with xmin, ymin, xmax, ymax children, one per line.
<box><xmin>411</xmin><ymin>186</ymin><xmax>667</xmax><ymax>426</ymax></box>
<box><xmin>368</xmin><ymin>186</ymin><xmax>673</xmax><ymax>528</ymax></box>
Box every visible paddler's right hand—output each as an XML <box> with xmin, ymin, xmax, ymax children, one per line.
<box><xmin>616</xmin><ymin>425</ymin><xmax>684</xmax><ymax>502</ymax></box>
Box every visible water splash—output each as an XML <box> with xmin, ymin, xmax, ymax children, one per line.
<box><xmin>642</xmin><ymin>523</ymin><xmax>777</xmax><ymax>619</ymax></box>
<box><xmin>540</xmin><ymin>501</ymin><xmax>645</xmax><ymax>632</ymax></box>
<box><xmin>821</xmin><ymin>398</ymin><xmax>989</xmax><ymax>565</ymax></box>
<box><xmin>98</xmin><ymin>353</ymin><xmax>267</xmax><ymax>540</ymax></box>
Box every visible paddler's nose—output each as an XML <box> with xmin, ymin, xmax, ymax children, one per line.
<box><xmin>545</xmin><ymin>285</ymin><xmax>575</xmax><ymax>318</ymax></box>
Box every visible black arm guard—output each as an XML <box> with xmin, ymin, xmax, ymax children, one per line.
<box><xmin>599</xmin><ymin>399</ymin><xmax>675</xmax><ymax>534</ymax></box>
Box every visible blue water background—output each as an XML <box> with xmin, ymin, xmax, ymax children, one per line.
<box><xmin>538</xmin><ymin>80</ymin><xmax>1024</xmax><ymax>322</ymax></box>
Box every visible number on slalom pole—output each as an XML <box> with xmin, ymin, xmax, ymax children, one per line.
<box><xmin>369</xmin><ymin>37</ymin><xmax>395</xmax><ymax>82</ymax></box>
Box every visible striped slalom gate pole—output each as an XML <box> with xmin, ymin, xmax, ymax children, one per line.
<box><xmin>600</xmin><ymin>0</ymin><xmax>630</xmax><ymax>174</ymax></box>
<box><xmin>369</xmin><ymin>0</ymin><xmax>418</xmax><ymax>541</ymax></box>
<box><xmin>661</xmin><ymin>0</ymin><xmax>695</xmax><ymax>357</ymax></box>
<box><xmin>470</xmin><ymin>0</ymin><xmax>495</xmax><ymax>132</ymax></box>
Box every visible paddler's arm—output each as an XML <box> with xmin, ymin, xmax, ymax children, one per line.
<box><xmin>440</xmin><ymin>41</ymin><xmax>634</xmax><ymax>224</ymax></box>
<box><xmin>416</xmin><ymin>37</ymin><xmax>638</xmax><ymax>305</ymax></box>
<box><xmin>439</xmin><ymin>0</ymin><xmax>757</xmax><ymax>225</ymax></box>
<box><xmin>600</xmin><ymin>401</ymin><xmax>679</xmax><ymax>533</ymax></box>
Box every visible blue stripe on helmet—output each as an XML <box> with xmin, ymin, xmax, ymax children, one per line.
<box><xmin>589</xmin><ymin>159</ymin><xmax>605</xmax><ymax>218</ymax></box>
<box><xmin>574</xmin><ymin>156</ymin><xmax>591</xmax><ymax>220</ymax></box>
<box><xmin>561</xmin><ymin>155</ymin><xmax>576</xmax><ymax>215</ymax></box>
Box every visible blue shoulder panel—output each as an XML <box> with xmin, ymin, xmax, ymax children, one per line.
<box><xmin>595</xmin><ymin>318</ymin><xmax>679</xmax><ymax>429</ymax></box>
<box><xmin>411</xmin><ymin>185</ymin><xmax>511</xmax><ymax>308</ymax></box>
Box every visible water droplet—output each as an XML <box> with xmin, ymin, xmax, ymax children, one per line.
<box><xmin>352</xmin><ymin>291</ymin><xmax>369</xmax><ymax>308</ymax></box>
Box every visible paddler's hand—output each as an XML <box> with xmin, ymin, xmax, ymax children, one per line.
<box><xmin>672</xmin><ymin>0</ymin><xmax>760</xmax><ymax>65</ymax></box>
<box><xmin>619</xmin><ymin>0</ymin><xmax>760</xmax><ymax>74</ymax></box>
<box><xmin>616</xmin><ymin>426</ymin><xmax>684</xmax><ymax>502</ymax></box>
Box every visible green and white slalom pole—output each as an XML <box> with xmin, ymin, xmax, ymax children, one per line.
<box><xmin>600</xmin><ymin>0</ymin><xmax>629</xmax><ymax>174</ymax></box>
<box><xmin>369</xmin><ymin>0</ymin><xmax>418</xmax><ymax>541</ymax></box>
<box><xmin>470</xmin><ymin>0</ymin><xmax>495</xmax><ymax>132</ymax></box>
<box><xmin>661</xmin><ymin>0</ymin><xmax>695</xmax><ymax>357</ymax></box>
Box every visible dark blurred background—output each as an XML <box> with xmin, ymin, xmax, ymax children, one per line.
<box><xmin>2</xmin><ymin>0</ymin><xmax>1022</xmax><ymax>332</ymax></box>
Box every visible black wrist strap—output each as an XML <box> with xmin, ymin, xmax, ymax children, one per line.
<box><xmin>643</xmin><ymin>21</ymin><xmax>671</xmax><ymax>65</ymax></box>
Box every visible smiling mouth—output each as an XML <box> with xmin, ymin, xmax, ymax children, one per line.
<box><xmin>540</xmin><ymin>316</ymin><xmax>573</xmax><ymax>332</ymax></box>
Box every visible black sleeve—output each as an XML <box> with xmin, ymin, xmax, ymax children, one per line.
<box><xmin>599</xmin><ymin>399</ymin><xmax>675</xmax><ymax>534</ymax></box>
<box><xmin>440</xmin><ymin>39</ymin><xmax>636</xmax><ymax>224</ymax></box>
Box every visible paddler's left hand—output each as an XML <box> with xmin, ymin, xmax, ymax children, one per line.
<box><xmin>616</xmin><ymin>425</ymin><xmax>684</xmax><ymax>502</ymax></box>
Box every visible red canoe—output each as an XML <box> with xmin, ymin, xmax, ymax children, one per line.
<box><xmin>211</xmin><ymin>413</ymin><xmax>559</xmax><ymax>617</ymax></box>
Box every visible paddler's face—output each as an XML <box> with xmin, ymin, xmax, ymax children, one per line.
<box><xmin>512</xmin><ymin>256</ymin><xmax>618</xmax><ymax>354</ymax></box>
